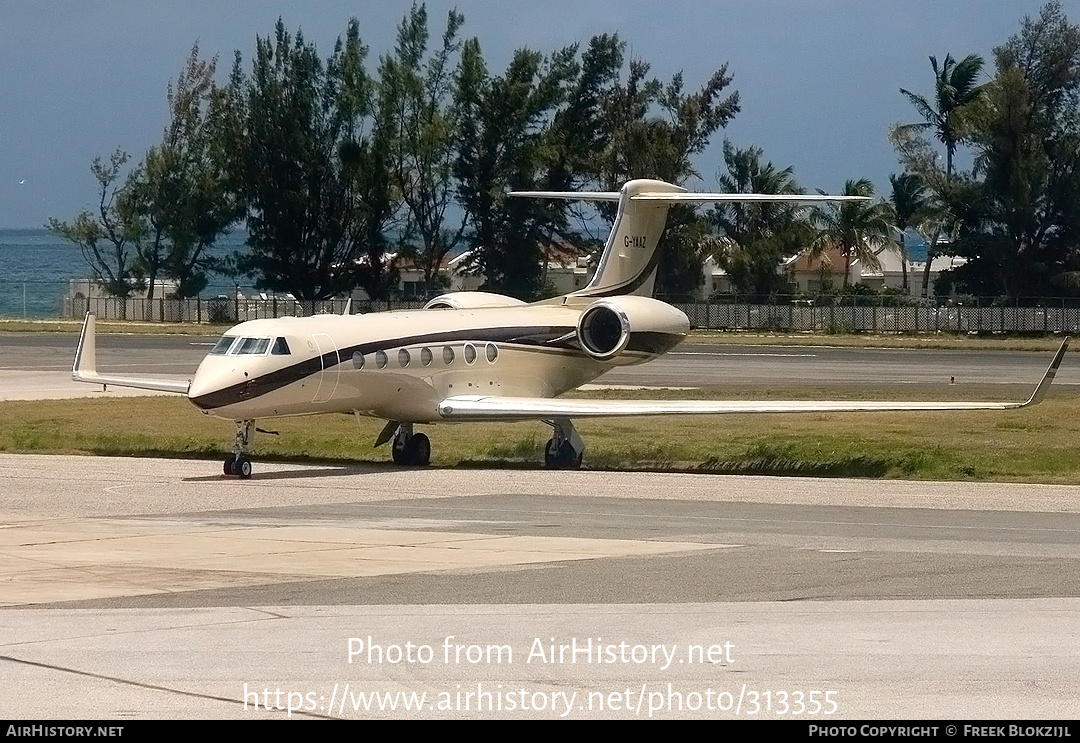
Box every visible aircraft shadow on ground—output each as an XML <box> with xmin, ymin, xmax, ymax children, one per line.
<box><xmin>180</xmin><ymin>459</ymin><xmax>552</xmax><ymax>482</ymax></box>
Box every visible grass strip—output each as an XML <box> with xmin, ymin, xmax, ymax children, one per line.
<box><xmin>0</xmin><ymin>320</ymin><xmax>227</xmax><ymax>335</ymax></box>
<box><xmin>2</xmin><ymin>389</ymin><xmax>1079</xmax><ymax>483</ymax></box>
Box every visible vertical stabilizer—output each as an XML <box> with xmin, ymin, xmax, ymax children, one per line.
<box><xmin>572</xmin><ymin>179</ymin><xmax>684</xmax><ymax>298</ymax></box>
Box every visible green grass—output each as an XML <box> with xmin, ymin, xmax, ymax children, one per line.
<box><xmin>3</xmin><ymin>389</ymin><xmax>1080</xmax><ymax>483</ymax></box>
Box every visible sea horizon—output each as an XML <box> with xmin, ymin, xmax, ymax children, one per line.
<box><xmin>0</xmin><ymin>228</ymin><xmax>246</xmax><ymax>319</ymax></box>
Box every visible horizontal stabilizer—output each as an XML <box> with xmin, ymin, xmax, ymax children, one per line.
<box><xmin>72</xmin><ymin>313</ymin><xmax>191</xmax><ymax>395</ymax></box>
<box><xmin>508</xmin><ymin>190</ymin><xmax>868</xmax><ymax>204</ymax></box>
<box><xmin>507</xmin><ymin>190</ymin><xmax>621</xmax><ymax>201</ymax></box>
<box><xmin>630</xmin><ymin>192</ymin><xmax>870</xmax><ymax>203</ymax></box>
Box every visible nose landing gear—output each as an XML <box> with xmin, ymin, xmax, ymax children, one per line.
<box><xmin>223</xmin><ymin>420</ymin><xmax>255</xmax><ymax>478</ymax></box>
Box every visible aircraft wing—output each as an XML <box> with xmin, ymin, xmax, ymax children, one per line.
<box><xmin>438</xmin><ymin>338</ymin><xmax>1069</xmax><ymax>422</ymax></box>
<box><xmin>72</xmin><ymin>313</ymin><xmax>192</xmax><ymax>395</ymax></box>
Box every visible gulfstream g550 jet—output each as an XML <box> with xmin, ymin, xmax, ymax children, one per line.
<box><xmin>72</xmin><ymin>179</ymin><xmax>1069</xmax><ymax>477</ymax></box>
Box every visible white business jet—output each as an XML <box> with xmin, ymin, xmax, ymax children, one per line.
<box><xmin>72</xmin><ymin>179</ymin><xmax>1069</xmax><ymax>477</ymax></box>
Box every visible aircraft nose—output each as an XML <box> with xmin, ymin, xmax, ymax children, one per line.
<box><xmin>187</xmin><ymin>368</ymin><xmax>212</xmax><ymax>400</ymax></box>
<box><xmin>187</xmin><ymin>359</ymin><xmax>245</xmax><ymax>410</ymax></box>
<box><xmin>187</xmin><ymin>364</ymin><xmax>222</xmax><ymax>406</ymax></box>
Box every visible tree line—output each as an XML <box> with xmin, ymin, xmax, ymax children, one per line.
<box><xmin>889</xmin><ymin>0</ymin><xmax>1080</xmax><ymax>300</ymax></box>
<box><xmin>50</xmin><ymin>1</ymin><xmax>1080</xmax><ymax>303</ymax></box>
<box><xmin>50</xmin><ymin>4</ymin><xmax>736</xmax><ymax>302</ymax></box>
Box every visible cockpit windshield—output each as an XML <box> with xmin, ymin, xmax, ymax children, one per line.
<box><xmin>210</xmin><ymin>336</ymin><xmax>276</xmax><ymax>356</ymax></box>
<box><xmin>209</xmin><ymin>336</ymin><xmax>237</xmax><ymax>355</ymax></box>
<box><xmin>235</xmin><ymin>337</ymin><xmax>271</xmax><ymax>355</ymax></box>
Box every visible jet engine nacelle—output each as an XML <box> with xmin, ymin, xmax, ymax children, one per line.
<box><xmin>576</xmin><ymin>296</ymin><xmax>690</xmax><ymax>363</ymax></box>
<box><xmin>424</xmin><ymin>292</ymin><xmax>528</xmax><ymax>310</ymax></box>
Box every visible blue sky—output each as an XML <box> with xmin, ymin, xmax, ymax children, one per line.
<box><xmin>1</xmin><ymin>0</ymin><xmax>1076</xmax><ymax>228</ymax></box>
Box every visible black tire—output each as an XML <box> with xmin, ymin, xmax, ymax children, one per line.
<box><xmin>392</xmin><ymin>436</ymin><xmax>407</xmax><ymax>465</ymax></box>
<box><xmin>557</xmin><ymin>440</ymin><xmax>582</xmax><ymax>470</ymax></box>
<box><xmin>544</xmin><ymin>439</ymin><xmax>581</xmax><ymax>469</ymax></box>
<box><xmin>411</xmin><ymin>433</ymin><xmax>431</xmax><ymax>466</ymax></box>
<box><xmin>236</xmin><ymin>455</ymin><xmax>252</xmax><ymax>479</ymax></box>
<box><xmin>224</xmin><ymin>453</ymin><xmax>236</xmax><ymax>476</ymax></box>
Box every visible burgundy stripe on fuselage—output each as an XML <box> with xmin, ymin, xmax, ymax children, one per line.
<box><xmin>190</xmin><ymin>325</ymin><xmax>574</xmax><ymax>410</ymax></box>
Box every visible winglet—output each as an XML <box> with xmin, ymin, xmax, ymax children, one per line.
<box><xmin>1019</xmin><ymin>336</ymin><xmax>1070</xmax><ymax>407</ymax></box>
<box><xmin>73</xmin><ymin>312</ymin><xmax>97</xmax><ymax>379</ymax></box>
<box><xmin>71</xmin><ymin>312</ymin><xmax>192</xmax><ymax>395</ymax></box>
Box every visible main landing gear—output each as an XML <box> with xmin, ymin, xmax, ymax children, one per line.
<box><xmin>390</xmin><ymin>422</ymin><xmax>431</xmax><ymax>467</ymax></box>
<box><xmin>373</xmin><ymin>418</ymin><xmax>584</xmax><ymax>470</ymax></box>
<box><xmin>544</xmin><ymin>417</ymin><xmax>584</xmax><ymax>470</ymax></box>
<box><xmin>223</xmin><ymin>419</ymin><xmax>255</xmax><ymax>479</ymax></box>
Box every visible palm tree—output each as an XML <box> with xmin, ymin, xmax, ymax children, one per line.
<box><xmin>714</xmin><ymin>140</ymin><xmax>803</xmax><ymax>241</ymax></box>
<box><xmin>897</xmin><ymin>53</ymin><xmax>986</xmax><ymax>179</ymax></box>
<box><xmin>812</xmin><ymin>179</ymin><xmax>894</xmax><ymax>289</ymax></box>
<box><xmin>889</xmin><ymin>172</ymin><xmax>929</xmax><ymax>293</ymax></box>
<box><xmin>712</xmin><ymin>141</ymin><xmax>807</xmax><ymax>296</ymax></box>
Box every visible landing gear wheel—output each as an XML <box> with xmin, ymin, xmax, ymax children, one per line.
<box><xmin>393</xmin><ymin>431</ymin><xmax>431</xmax><ymax>466</ymax></box>
<box><xmin>224</xmin><ymin>420</ymin><xmax>256</xmax><ymax>478</ymax></box>
<box><xmin>409</xmin><ymin>433</ymin><xmax>431</xmax><ymax>466</ymax></box>
<box><xmin>544</xmin><ymin>438</ymin><xmax>582</xmax><ymax>470</ymax></box>
<box><xmin>392</xmin><ymin>436</ymin><xmax>408</xmax><ymax>465</ymax></box>
<box><xmin>233</xmin><ymin>454</ymin><xmax>253</xmax><ymax>479</ymax></box>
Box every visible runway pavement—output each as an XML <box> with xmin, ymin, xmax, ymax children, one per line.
<box><xmin>1</xmin><ymin>334</ymin><xmax>1079</xmax><ymax>718</ymax></box>
<box><xmin>2</xmin><ymin>331</ymin><xmax>1077</xmax><ymax>399</ymax></box>
<box><xmin>1</xmin><ymin>455</ymin><xmax>1078</xmax><ymax>719</ymax></box>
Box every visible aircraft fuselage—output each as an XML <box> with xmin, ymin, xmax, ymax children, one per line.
<box><xmin>186</xmin><ymin>301</ymin><xmax>688</xmax><ymax>423</ymax></box>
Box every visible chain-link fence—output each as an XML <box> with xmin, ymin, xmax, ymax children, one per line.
<box><xmin>0</xmin><ymin>281</ymin><xmax>430</xmax><ymax>322</ymax></box>
<box><xmin>0</xmin><ymin>281</ymin><xmax>69</xmax><ymax>319</ymax></box>
<box><xmin>62</xmin><ymin>294</ymin><xmax>429</xmax><ymax>323</ymax></box>
<box><xmin>671</xmin><ymin>296</ymin><xmax>1080</xmax><ymax>334</ymax></box>
<box><xmin>4</xmin><ymin>281</ymin><xmax>1080</xmax><ymax>333</ymax></box>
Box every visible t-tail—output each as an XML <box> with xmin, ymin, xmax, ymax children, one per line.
<box><xmin>510</xmin><ymin>178</ymin><xmax>871</xmax><ymax>299</ymax></box>
<box><xmin>571</xmin><ymin>179</ymin><xmax>685</xmax><ymax>298</ymax></box>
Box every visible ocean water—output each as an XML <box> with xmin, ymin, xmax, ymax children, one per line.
<box><xmin>0</xmin><ymin>229</ymin><xmax>245</xmax><ymax>318</ymax></box>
